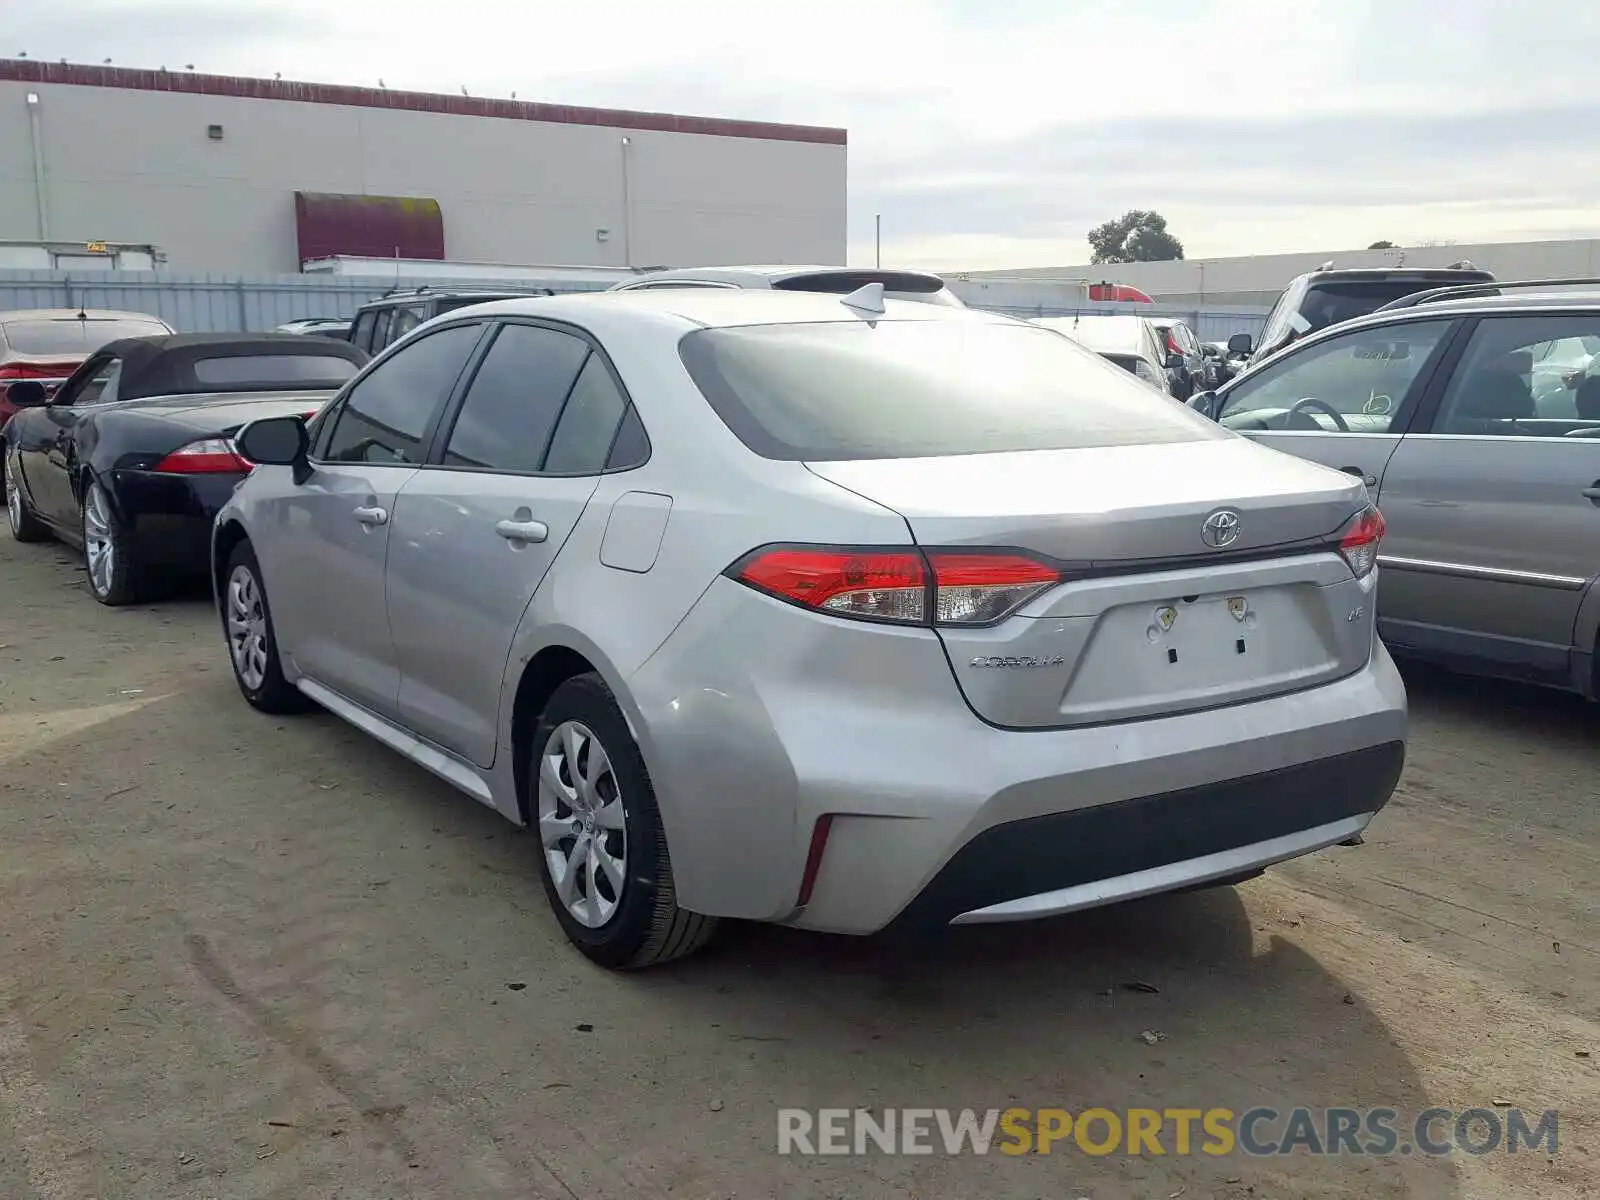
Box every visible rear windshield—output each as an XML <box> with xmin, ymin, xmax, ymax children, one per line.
<box><xmin>191</xmin><ymin>354</ymin><xmax>360</xmax><ymax>388</ymax></box>
<box><xmin>1298</xmin><ymin>282</ymin><xmax>1461</xmax><ymax>333</ymax></box>
<box><xmin>678</xmin><ymin>320</ymin><xmax>1218</xmax><ymax>461</ymax></box>
<box><xmin>3</xmin><ymin>316</ymin><xmax>168</xmax><ymax>355</ymax></box>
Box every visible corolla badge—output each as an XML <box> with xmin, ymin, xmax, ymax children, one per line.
<box><xmin>970</xmin><ymin>655</ymin><xmax>1066</xmax><ymax>669</ymax></box>
<box><xmin>1201</xmin><ymin>508</ymin><xmax>1241</xmax><ymax>548</ymax></box>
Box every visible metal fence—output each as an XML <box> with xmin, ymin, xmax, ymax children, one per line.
<box><xmin>0</xmin><ymin>269</ymin><xmax>614</xmax><ymax>333</ymax></box>
<box><xmin>0</xmin><ymin>268</ymin><xmax>1269</xmax><ymax>340</ymax></box>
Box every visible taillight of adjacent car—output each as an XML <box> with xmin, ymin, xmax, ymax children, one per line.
<box><xmin>728</xmin><ymin>546</ymin><xmax>1062</xmax><ymax>627</ymax></box>
<box><xmin>1337</xmin><ymin>504</ymin><xmax>1386</xmax><ymax>579</ymax></box>
<box><xmin>152</xmin><ymin>437</ymin><xmax>253</xmax><ymax>474</ymax></box>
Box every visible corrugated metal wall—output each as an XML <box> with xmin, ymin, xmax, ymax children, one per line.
<box><xmin>0</xmin><ymin>270</ymin><xmax>613</xmax><ymax>332</ymax></box>
<box><xmin>0</xmin><ymin>269</ymin><xmax>1269</xmax><ymax>338</ymax></box>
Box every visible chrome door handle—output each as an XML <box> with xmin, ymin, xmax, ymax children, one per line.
<box><xmin>1582</xmin><ymin>486</ymin><xmax>1600</xmax><ymax>503</ymax></box>
<box><xmin>1340</xmin><ymin>466</ymin><xmax>1378</xmax><ymax>488</ymax></box>
<box><xmin>495</xmin><ymin>518</ymin><xmax>549</xmax><ymax>543</ymax></box>
<box><xmin>352</xmin><ymin>505</ymin><xmax>388</xmax><ymax>526</ymax></box>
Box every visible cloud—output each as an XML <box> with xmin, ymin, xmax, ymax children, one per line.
<box><xmin>9</xmin><ymin>0</ymin><xmax>1600</xmax><ymax>269</ymax></box>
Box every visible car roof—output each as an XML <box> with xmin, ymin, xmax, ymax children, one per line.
<box><xmin>1293</xmin><ymin>267</ymin><xmax>1496</xmax><ymax>285</ymax></box>
<box><xmin>358</xmin><ymin>288</ymin><xmax>546</xmax><ymax>305</ymax></box>
<box><xmin>1236</xmin><ymin>288</ymin><xmax>1600</xmax><ymax>374</ymax></box>
<box><xmin>619</xmin><ymin>264</ymin><xmax>950</xmax><ymax>287</ymax></box>
<box><xmin>436</xmin><ymin>286</ymin><xmax>1006</xmax><ymax>331</ymax></box>
<box><xmin>1031</xmin><ymin>314</ymin><xmax>1153</xmax><ymax>355</ymax></box>
<box><xmin>0</xmin><ymin>307</ymin><xmax>170</xmax><ymax>325</ymax></box>
<box><xmin>89</xmin><ymin>332</ymin><xmax>369</xmax><ymax>400</ymax></box>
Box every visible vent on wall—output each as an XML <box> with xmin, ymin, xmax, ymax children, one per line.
<box><xmin>207</xmin><ymin>123</ymin><xmax>224</xmax><ymax>140</ymax></box>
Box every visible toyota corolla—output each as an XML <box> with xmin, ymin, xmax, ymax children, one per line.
<box><xmin>213</xmin><ymin>286</ymin><xmax>1406</xmax><ymax>968</ymax></box>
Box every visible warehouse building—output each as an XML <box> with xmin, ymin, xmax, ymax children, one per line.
<box><xmin>0</xmin><ymin>60</ymin><xmax>847</xmax><ymax>275</ymax></box>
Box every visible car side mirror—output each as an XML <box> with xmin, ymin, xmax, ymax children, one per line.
<box><xmin>5</xmin><ymin>381</ymin><xmax>48</xmax><ymax>409</ymax></box>
<box><xmin>235</xmin><ymin>415</ymin><xmax>311</xmax><ymax>483</ymax></box>
<box><xmin>1165</xmin><ymin>352</ymin><xmax>1185</xmax><ymax>371</ymax></box>
<box><xmin>1187</xmin><ymin>390</ymin><xmax>1220</xmax><ymax>419</ymax></box>
<box><xmin>1227</xmin><ymin>332</ymin><xmax>1253</xmax><ymax>356</ymax></box>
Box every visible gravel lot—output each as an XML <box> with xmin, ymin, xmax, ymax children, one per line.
<box><xmin>0</xmin><ymin>532</ymin><xmax>1595</xmax><ymax>1200</ymax></box>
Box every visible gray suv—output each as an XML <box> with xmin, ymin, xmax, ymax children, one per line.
<box><xmin>1190</xmin><ymin>279</ymin><xmax>1600</xmax><ymax>697</ymax></box>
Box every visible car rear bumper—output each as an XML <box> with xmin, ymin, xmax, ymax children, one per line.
<box><xmin>885</xmin><ymin>740</ymin><xmax>1400</xmax><ymax>932</ymax></box>
<box><xmin>626</xmin><ymin>578</ymin><xmax>1408</xmax><ymax>935</ymax></box>
<box><xmin>114</xmin><ymin>469</ymin><xmax>246</xmax><ymax>573</ymax></box>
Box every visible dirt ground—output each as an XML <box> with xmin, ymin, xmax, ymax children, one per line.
<box><xmin>0</xmin><ymin>532</ymin><xmax>1595</xmax><ymax>1200</ymax></box>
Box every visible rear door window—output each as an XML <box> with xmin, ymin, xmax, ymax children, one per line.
<box><xmin>679</xmin><ymin>320</ymin><xmax>1218</xmax><ymax>461</ymax></box>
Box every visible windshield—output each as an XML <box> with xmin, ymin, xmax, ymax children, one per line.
<box><xmin>679</xmin><ymin>320</ymin><xmax>1219</xmax><ymax>461</ymax></box>
<box><xmin>2</xmin><ymin>316</ymin><xmax>168</xmax><ymax>355</ymax></box>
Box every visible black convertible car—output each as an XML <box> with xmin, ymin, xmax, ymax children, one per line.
<box><xmin>3</xmin><ymin>333</ymin><xmax>367</xmax><ymax>605</ymax></box>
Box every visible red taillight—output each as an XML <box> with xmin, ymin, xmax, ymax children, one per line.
<box><xmin>1338</xmin><ymin>505</ymin><xmax>1386</xmax><ymax>579</ymax></box>
<box><xmin>0</xmin><ymin>362</ymin><xmax>76</xmax><ymax>381</ymax></box>
<box><xmin>153</xmin><ymin>437</ymin><xmax>252</xmax><ymax>474</ymax></box>
<box><xmin>731</xmin><ymin>546</ymin><xmax>1061</xmax><ymax>626</ymax></box>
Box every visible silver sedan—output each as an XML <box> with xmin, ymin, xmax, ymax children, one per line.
<box><xmin>213</xmin><ymin>287</ymin><xmax>1407</xmax><ymax>968</ymax></box>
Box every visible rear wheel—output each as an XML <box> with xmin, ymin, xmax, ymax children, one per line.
<box><xmin>223</xmin><ymin>541</ymin><xmax>311</xmax><ymax>714</ymax></box>
<box><xmin>530</xmin><ymin>673</ymin><xmax>716</xmax><ymax>968</ymax></box>
<box><xmin>4</xmin><ymin>457</ymin><xmax>49</xmax><ymax>543</ymax></box>
<box><xmin>82</xmin><ymin>480</ymin><xmax>143</xmax><ymax>605</ymax></box>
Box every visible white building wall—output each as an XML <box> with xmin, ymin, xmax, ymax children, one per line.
<box><xmin>962</xmin><ymin>239</ymin><xmax>1600</xmax><ymax>304</ymax></box>
<box><xmin>0</xmin><ymin>71</ymin><xmax>846</xmax><ymax>274</ymax></box>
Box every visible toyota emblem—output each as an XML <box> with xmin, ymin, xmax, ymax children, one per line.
<box><xmin>1201</xmin><ymin>509</ymin><xmax>1241</xmax><ymax>548</ymax></box>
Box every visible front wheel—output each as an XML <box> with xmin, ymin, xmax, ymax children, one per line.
<box><xmin>530</xmin><ymin>673</ymin><xmax>716</xmax><ymax>968</ymax></box>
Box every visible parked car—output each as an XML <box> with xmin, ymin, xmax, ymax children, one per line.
<box><xmin>1228</xmin><ymin>264</ymin><xmax>1496</xmax><ymax>366</ymax></box>
<box><xmin>1032</xmin><ymin>314</ymin><xmax>1175</xmax><ymax>395</ymax></box>
<box><xmin>213</xmin><ymin>288</ymin><xmax>1405</xmax><ymax>969</ymax></box>
<box><xmin>1148</xmin><ymin>318</ymin><xmax>1215</xmax><ymax>397</ymax></box>
<box><xmin>347</xmin><ymin>288</ymin><xmax>553</xmax><ymax>358</ymax></box>
<box><xmin>276</xmin><ymin>317</ymin><xmax>353</xmax><ymax>340</ymax></box>
<box><xmin>4</xmin><ymin>333</ymin><xmax>367</xmax><ymax>605</ymax></box>
<box><xmin>610</xmin><ymin>265</ymin><xmax>966</xmax><ymax>307</ymax></box>
<box><xmin>1186</xmin><ymin>278</ymin><xmax>1600</xmax><ymax>697</ymax></box>
<box><xmin>1204</xmin><ymin>340</ymin><xmax>1248</xmax><ymax>384</ymax></box>
<box><xmin>1</xmin><ymin>308</ymin><xmax>174</xmax><ymax>424</ymax></box>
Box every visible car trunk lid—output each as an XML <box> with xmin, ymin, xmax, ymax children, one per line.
<box><xmin>805</xmin><ymin>438</ymin><xmax>1376</xmax><ymax>728</ymax></box>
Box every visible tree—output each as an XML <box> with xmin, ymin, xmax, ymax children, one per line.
<box><xmin>1087</xmin><ymin>210</ymin><xmax>1184</xmax><ymax>264</ymax></box>
<box><xmin>1368</xmin><ymin>240</ymin><xmax>1396</xmax><ymax>249</ymax></box>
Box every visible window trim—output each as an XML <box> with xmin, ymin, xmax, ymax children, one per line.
<box><xmin>309</xmin><ymin>319</ymin><xmax>493</xmax><ymax>467</ymax></box>
<box><xmin>419</xmin><ymin>316</ymin><xmax>651</xmax><ymax>479</ymax></box>
<box><xmin>1216</xmin><ymin>315</ymin><xmax>1465</xmax><ymax>435</ymax></box>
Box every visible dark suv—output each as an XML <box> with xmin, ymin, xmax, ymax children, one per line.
<box><xmin>1231</xmin><ymin>264</ymin><xmax>1496</xmax><ymax>366</ymax></box>
<box><xmin>347</xmin><ymin>287</ymin><xmax>553</xmax><ymax>357</ymax></box>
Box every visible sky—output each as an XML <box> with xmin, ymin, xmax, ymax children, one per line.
<box><xmin>8</xmin><ymin>0</ymin><xmax>1600</xmax><ymax>271</ymax></box>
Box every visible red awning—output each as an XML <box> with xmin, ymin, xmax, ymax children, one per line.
<box><xmin>294</xmin><ymin>191</ymin><xmax>445</xmax><ymax>264</ymax></box>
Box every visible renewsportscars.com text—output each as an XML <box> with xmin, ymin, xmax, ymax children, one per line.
<box><xmin>776</xmin><ymin>1106</ymin><xmax>1559</xmax><ymax>1158</ymax></box>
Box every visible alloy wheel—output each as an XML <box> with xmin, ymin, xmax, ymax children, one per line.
<box><xmin>83</xmin><ymin>484</ymin><xmax>117</xmax><ymax>596</ymax></box>
<box><xmin>5</xmin><ymin>470</ymin><xmax>20</xmax><ymax>536</ymax></box>
<box><xmin>538</xmin><ymin>720</ymin><xmax>628</xmax><ymax>929</ymax></box>
<box><xmin>225</xmin><ymin>563</ymin><xmax>270</xmax><ymax>691</ymax></box>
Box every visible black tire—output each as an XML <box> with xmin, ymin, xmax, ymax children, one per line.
<box><xmin>81</xmin><ymin>478</ymin><xmax>146</xmax><ymax>606</ymax></box>
<box><xmin>4</xmin><ymin>455</ymin><xmax>49</xmax><ymax>544</ymax></box>
<box><xmin>221</xmin><ymin>540</ymin><xmax>311</xmax><ymax>714</ymax></box>
<box><xmin>529</xmin><ymin>673</ymin><xmax>716</xmax><ymax>969</ymax></box>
